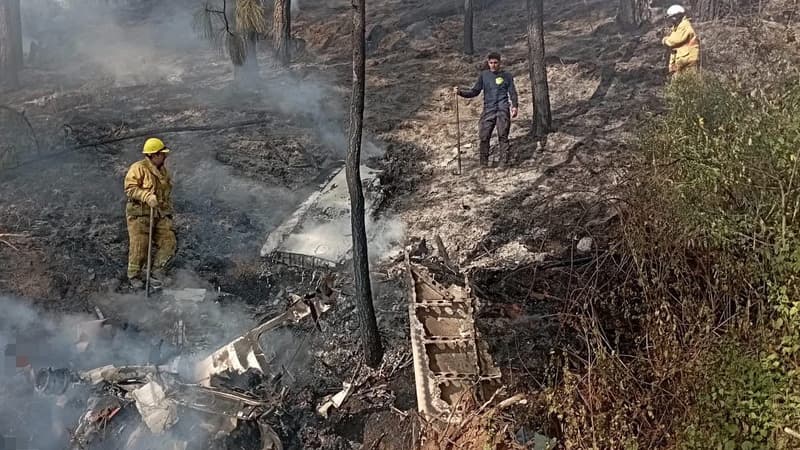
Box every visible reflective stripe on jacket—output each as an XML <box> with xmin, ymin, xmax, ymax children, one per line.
<box><xmin>663</xmin><ymin>17</ymin><xmax>700</xmax><ymax>71</ymax></box>
<box><xmin>124</xmin><ymin>158</ymin><xmax>174</xmax><ymax>217</ymax></box>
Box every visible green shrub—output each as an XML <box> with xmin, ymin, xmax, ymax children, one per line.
<box><xmin>643</xmin><ymin>75</ymin><xmax>800</xmax><ymax>447</ymax></box>
<box><xmin>681</xmin><ymin>343</ymin><xmax>800</xmax><ymax>449</ymax></box>
<box><xmin>553</xmin><ymin>75</ymin><xmax>800</xmax><ymax>448</ymax></box>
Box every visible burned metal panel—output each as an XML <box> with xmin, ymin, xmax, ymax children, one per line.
<box><xmin>171</xmin><ymin>384</ymin><xmax>266</xmax><ymax>420</ymax></box>
<box><xmin>260</xmin><ymin>164</ymin><xmax>382</xmax><ymax>264</ymax></box>
<box><xmin>406</xmin><ymin>257</ymin><xmax>502</xmax><ymax>423</ymax></box>
<box><xmin>31</xmin><ymin>282</ymin><xmax>342</xmax><ymax>450</ymax></box>
<box><xmin>269</xmin><ymin>251</ymin><xmax>337</xmax><ymax>270</ymax></box>
<box><xmin>193</xmin><ymin>289</ymin><xmax>335</xmax><ymax>386</ymax></box>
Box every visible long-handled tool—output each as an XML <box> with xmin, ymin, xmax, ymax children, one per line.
<box><xmin>453</xmin><ymin>89</ymin><xmax>462</xmax><ymax>176</ymax></box>
<box><xmin>145</xmin><ymin>206</ymin><xmax>154</xmax><ymax>298</ymax></box>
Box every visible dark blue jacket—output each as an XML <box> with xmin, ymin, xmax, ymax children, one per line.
<box><xmin>458</xmin><ymin>70</ymin><xmax>519</xmax><ymax>113</ymax></box>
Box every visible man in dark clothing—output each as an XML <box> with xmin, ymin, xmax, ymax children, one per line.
<box><xmin>455</xmin><ymin>52</ymin><xmax>519</xmax><ymax>167</ymax></box>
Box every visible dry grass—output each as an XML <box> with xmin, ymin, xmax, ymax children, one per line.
<box><xmin>235</xmin><ymin>0</ymin><xmax>268</xmax><ymax>34</ymax></box>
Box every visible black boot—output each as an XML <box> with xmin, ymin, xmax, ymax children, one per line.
<box><xmin>479</xmin><ymin>139</ymin><xmax>491</xmax><ymax>168</ymax></box>
<box><xmin>498</xmin><ymin>150</ymin><xmax>512</xmax><ymax>168</ymax></box>
<box><xmin>129</xmin><ymin>278</ymin><xmax>144</xmax><ymax>290</ymax></box>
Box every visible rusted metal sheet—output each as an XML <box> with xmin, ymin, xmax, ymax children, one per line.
<box><xmin>406</xmin><ymin>256</ymin><xmax>501</xmax><ymax>423</ymax></box>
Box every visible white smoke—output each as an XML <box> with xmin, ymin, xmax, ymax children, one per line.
<box><xmin>0</xmin><ymin>286</ymin><xmax>262</xmax><ymax>449</ymax></box>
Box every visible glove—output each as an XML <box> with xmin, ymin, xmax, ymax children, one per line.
<box><xmin>146</xmin><ymin>195</ymin><xmax>158</xmax><ymax>209</ymax></box>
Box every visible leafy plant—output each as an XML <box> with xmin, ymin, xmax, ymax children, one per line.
<box><xmin>552</xmin><ymin>74</ymin><xmax>800</xmax><ymax>448</ymax></box>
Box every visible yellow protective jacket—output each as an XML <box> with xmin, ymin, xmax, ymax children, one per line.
<box><xmin>124</xmin><ymin>158</ymin><xmax>174</xmax><ymax>217</ymax></box>
<box><xmin>662</xmin><ymin>17</ymin><xmax>700</xmax><ymax>72</ymax></box>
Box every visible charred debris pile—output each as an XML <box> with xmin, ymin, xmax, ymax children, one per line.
<box><xmin>10</xmin><ymin>244</ymin><xmax>538</xmax><ymax>449</ymax></box>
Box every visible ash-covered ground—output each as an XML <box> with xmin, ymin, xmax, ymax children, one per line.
<box><xmin>2</xmin><ymin>0</ymin><xmax>798</xmax><ymax>448</ymax></box>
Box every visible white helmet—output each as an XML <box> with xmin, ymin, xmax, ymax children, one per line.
<box><xmin>666</xmin><ymin>5</ymin><xmax>686</xmax><ymax>17</ymax></box>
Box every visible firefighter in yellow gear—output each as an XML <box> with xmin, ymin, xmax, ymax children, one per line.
<box><xmin>124</xmin><ymin>137</ymin><xmax>176</xmax><ymax>288</ymax></box>
<box><xmin>662</xmin><ymin>5</ymin><xmax>700</xmax><ymax>76</ymax></box>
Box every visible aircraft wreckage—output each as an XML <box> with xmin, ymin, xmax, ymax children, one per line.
<box><xmin>21</xmin><ymin>154</ymin><xmax>509</xmax><ymax>448</ymax></box>
<box><xmin>29</xmin><ymin>282</ymin><xmax>336</xmax><ymax>450</ymax></box>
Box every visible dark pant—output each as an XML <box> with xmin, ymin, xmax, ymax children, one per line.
<box><xmin>478</xmin><ymin>109</ymin><xmax>511</xmax><ymax>165</ymax></box>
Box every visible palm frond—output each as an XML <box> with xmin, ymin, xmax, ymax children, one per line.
<box><xmin>235</xmin><ymin>0</ymin><xmax>268</xmax><ymax>34</ymax></box>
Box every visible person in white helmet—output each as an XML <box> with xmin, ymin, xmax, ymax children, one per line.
<box><xmin>662</xmin><ymin>5</ymin><xmax>700</xmax><ymax>76</ymax></box>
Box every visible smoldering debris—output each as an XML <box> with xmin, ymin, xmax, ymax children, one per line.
<box><xmin>261</xmin><ymin>163</ymin><xmax>406</xmax><ymax>265</ymax></box>
<box><xmin>0</xmin><ymin>274</ymin><xmax>341</xmax><ymax>449</ymax></box>
<box><xmin>45</xmin><ymin>364</ymin><xmax>282</xmax><ymax>450</ymax></box>
<box><xmin>316</xmin><ymin>381</ymin><xmax>354</xmax><ymax>418</ymax></box>
<box><xmin>194</xmin><ymin>289</ymin><xmax>335</xmax><ymax>386</ymax></box>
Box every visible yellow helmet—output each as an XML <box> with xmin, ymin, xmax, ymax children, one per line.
<box><xmin>142</xmin><ymin>137</ymin><xmax>170</xmax><ymax>155</ymax></box>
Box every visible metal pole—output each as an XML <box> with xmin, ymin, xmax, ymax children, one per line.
<box><xmin>145</xmin><ymin>206</ymin><xmax>154</xmax><ymax>298</ymax></box>
<box><xmin>454</xmin><ymin>90</ymin><xmax>462</xmax><ymax>175</ymax></box>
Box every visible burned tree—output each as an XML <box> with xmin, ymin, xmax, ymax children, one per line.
<box><xmin>273</xmin><ymin>0</ymin><xmax>291</xmax><ymax>64</ymax></box>
<box><xmin>617</xmin><ymin>0</ymin><xmax>652</xmax><ymax>28</ymax></box>
<box><xmin>195</xmin><ymin>0</ymin><xmax>268</xmax><ymax>82</ymax></box>
<box><xmin>0</xmin><ymin>0</ymin><xmax>22</xmax><ymax>90</ymax></box>
<box><xmin>347</xmin><ymin>0</ymin><xmax>384</xmax><ymax>368</ymax></box>
<box><xmin>527</xmin><ymin>0</ymin><xmax>552</xmax><ymax>136</ymax></box>
<box><xmin>692</xmin><ymin>0</ymin><xmax>720</xmax><ymax>20</ymax></box>
<box><xmin>463</xmin><ymin>0</ymin><xmax>474</xmax><ymax>55</ymax></box>
<box><xmin>7</xmin><ymin>0</ymin><xmax>18</xmax><ymax>71</ymax></box>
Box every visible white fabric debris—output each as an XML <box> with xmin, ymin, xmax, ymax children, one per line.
<box><xmin>316</xmin><ymin>382</ymin><xmax>354</xmax><ymax>418</ymax></box>
<box><xmin>131</xmin><ymin>381</ymin><xmax>178</xmax><ymax>433</ymax></box>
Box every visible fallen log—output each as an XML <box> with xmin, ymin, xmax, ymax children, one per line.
<box><xmin>73</xmin><ymin>117</ymin><xmax>270</xmax><ymax>149</ymax></box>
<box><xmin>0</xmin><ymin>117</ymin><xmax>272</xmax><ymax>172</ymax></box>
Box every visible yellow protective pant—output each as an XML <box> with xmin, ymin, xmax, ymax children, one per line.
<box><xmin>670</xmin><ymin>61</ymin><xmax>699</xmax><ymax>79</ymax></box>
<box><xmin>126</xmin><ymin>215</ymin><xmax>176</xmax><ymax>280</ymax></box>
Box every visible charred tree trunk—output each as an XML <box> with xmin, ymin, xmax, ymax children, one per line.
<box><xmin>8</xmin><ymin>0</ymin><xmax>19</xmax><ymax>68</ymax></box>
<box><xmin>273</xmin><ymin>0</ymin><xmax>290</xmax><ymax>64</ymax></box>
<box><xmin>617</xmin><ymin>0</ymin><xmax>651</xmax><ymax>28</ymax></box>
<box><xmin>242</xmin><ymin>31</ymin><xmax>259</xmax><ymax>76</ymax></box>
<box><xmin>463</xmin><ymin>0</ymin><xmax>474</xmax><ymax>55</ymax></box>
<box><xmin>0</xmin><ymin>0</ymin><xmax>22</xmax><ymax>90</ymax></box>
<box><xmin>231</xmin><ymin>39</ymin><xmax>258</xmax><ymax>83</ymax></box>
<box><xmin>527</xmin><ymin>0</ymin><xmax>551</xmax><ymax>136</ymax></box>
<box><xmin>692</xmin><ymin>0</ymin><xmax>720</xmax><ymax>20</ymax></box>
<box><xmin>347</xmin><ymin>0</ymin><xmax>383</xmax><ymax>369</ymax></box>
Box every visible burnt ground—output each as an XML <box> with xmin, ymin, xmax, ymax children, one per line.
<box><xmin>2</xmin><ymin>0</ymin><xmax>800</xmax><ymax>448</ymax></box>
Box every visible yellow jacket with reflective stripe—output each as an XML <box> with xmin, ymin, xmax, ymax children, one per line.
<box><xmin>663</xmin><ymin>17</ymin><xmax>700</xmax><ymax>71</ymax></box>
<box><xmin>124</xmin><ymin>158</ymin><xmax>174</xmax><ymax>217</ymax></box>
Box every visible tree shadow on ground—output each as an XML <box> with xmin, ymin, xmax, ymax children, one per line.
<box><xmin>463</xmin><ymin>12</ymin><xmax>666</xmax><ymax>266</ymax></box>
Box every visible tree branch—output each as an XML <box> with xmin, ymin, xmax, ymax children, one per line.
<box><xmin>0</xmin><ymin>105</ymin><xmax>41</xmax><ymax>153</ymax></box>
<box><xmin>74</xmin><ymin>118</ymin><xmax>270</xmax><ymax>149</ymax></box>
<box><xmin>1</xmin><ymin>117</ymin><xmax>272</xmax><ymax>172</ymax></box>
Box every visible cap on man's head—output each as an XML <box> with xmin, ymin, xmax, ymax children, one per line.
<box><xmin>487</xmin><ymin>52</ymin><xmax>501</xmax><ymax>61</ymax></box>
